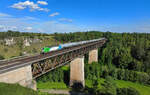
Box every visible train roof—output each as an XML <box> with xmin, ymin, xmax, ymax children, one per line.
<box><xmin>60</xmin><ymin>38</ymin><xmax>106</xmax><ymax>46</ymax></box>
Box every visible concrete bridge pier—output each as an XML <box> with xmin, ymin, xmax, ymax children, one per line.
<box><xmin>70</xmin><ymin>56</ymin><xmax>85</xmax><ymax>88</ymax></box>
<box><xmin>26</xmin><ymin>79</ymin><xmax>37</xmax><ymax>91</ymax></box>
<box><xmin>0</xmin><ymin>65</ymin><xmax>37</xmax><ymax>90</ymax></box>
<box><xmin>88</xmin><ymin>49</ymin><xmax>98</xmax><ymax>64</ymax></box>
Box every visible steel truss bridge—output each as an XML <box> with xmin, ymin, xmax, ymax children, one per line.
<box><xmin>0</xmin><ymin>38</ymin><xmax>107</xmax><ymax>79</ymax></box>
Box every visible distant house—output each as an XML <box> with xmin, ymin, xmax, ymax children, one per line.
<box><xmin>5</xmin><ymin>38</ymin><xmax>15</xmax><ymax>46</ymax></box>
<box><xmin>24</xmin><ymin>39</ymin><xmax>31</xmax><ymax>46</ymax></box>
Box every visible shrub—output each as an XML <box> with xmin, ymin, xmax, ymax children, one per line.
<box><xmin>138</xmin><ymin>72</ymin><xmax>150</xmax><ymax>84</ymax></box>
<box><xmin>0</xmin><ymin>54</ymin><xmax>4</xmax><ymax>60</ymax></box>
<box><xmin>101</xmin><ymin>76</ymin><xmax>117</xmax><ymax>95</ymax></box>
<box><xmin>117</xmin><ymin>87</ymin><xmax>140</xmax><ymax>95</ymax></box>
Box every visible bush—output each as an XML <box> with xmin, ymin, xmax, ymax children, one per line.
<box><xmin>37</xmin><ymin>68</ymin><xmax>64</xmax><ymax>83</ymax></box>
<box><xmin>86</xmin><ymin>76</ymin><xmax>117</xmax><ymax>95</ymax></box>
<box><xmin>85</xmin><ymin>63</ymin><xmax>102</xmax><ymax>80</ymax></box>
<box><xmin>101</xmin><ymin>76</ymin><xmax>117</xmax><ymax>95</ymax></box>
<box><xmin>100</xmin><ymin>65</ymin><xmax>150</xmax><ymax>85</ymax></box>
<box><xmin>138</xmin><ymin>72</ymin><xmax>150</xmax><ymax>84</ymax></box>
<box><xmin>117</xmin><ymin>87</ymin><xmax>140</xmax><ymax>95</ymax></box>
<box><xmin>0</xmin><ymin>54</ymin><xmax>4</xmax><ymax>60</ymax></box>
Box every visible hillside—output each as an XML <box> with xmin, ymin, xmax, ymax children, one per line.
<box><xmin>0</xmin><ymin>82</ymin><xmax>37</xmax><ymax>95</ymax></box>
<box><xmin>0</xmin><ymin>31</ymin><xmax>59</xmax><ymax>59</ymax></box>
<box><xmin>86</xmin><ymin>79</ymin><xmax>150</xmax><ymax>95</ymax></box>
<box><xmin>0</xmin><ymin>82</ymin><xmax>65</xmax><ymax>95</ymax></box>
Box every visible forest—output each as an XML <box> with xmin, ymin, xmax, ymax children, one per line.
<box><xmin>37</xmin><ymin>31</ymin><xmax>150</xmax><ymax>95</ymax></box>
<box><xmin>53</xmin><ymin>31</ymin><xmax>150</xmax><ymax>74</ymax></box>
<box><xmin>0</xmin><ymin>31</ymin><xmax>150</xmax><ymax>95</ymax></box>
<box><xmin>0</xmin><ymin>30</ymin><xmax>49</xmax><ymax>39</ymax></box>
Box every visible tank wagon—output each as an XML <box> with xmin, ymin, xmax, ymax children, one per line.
<box><xmin>41</xmin><ymin>38</ymin><xmax>105</xmax><ymax>53</ymax></box>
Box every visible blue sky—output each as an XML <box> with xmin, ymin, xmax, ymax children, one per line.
<box><xmin>0</xmin><ymin>0</ymin><xmax>150</xmax><ymax>33</ymax></box>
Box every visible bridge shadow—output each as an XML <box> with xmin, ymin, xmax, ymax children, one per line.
<box><xmin>68</xmin><ymin>91</ymin><xmax>89</xmax><ymax>95</ymax></box>
<box><xmin>63</xmin><ymin>68</ymin><xmax>91</xmax><ymax>95</ymax></box>
<box><xmin>71</xmin><ymin>82</ymin><xmax>84</xmax><ymax>89</ymax></box>
<box><xmin>68</xmin><ymin>82</ymin><xmax>91</xmax><ymax>95</ymax></box>
<box><xmin>63</xmin><ymin>70</ymin><xmax>70</xmax><ymax>85</ymax></box>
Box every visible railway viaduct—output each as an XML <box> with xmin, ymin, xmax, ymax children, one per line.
<box><xmin>0</xmin><ymin>38</ymin><xmax>107</xmax><ymax>90</ymax></box>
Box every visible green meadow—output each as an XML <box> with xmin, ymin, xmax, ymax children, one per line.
<box><xmin>85</xmin><ymin>79</ymin><xmax>150</xmax><ymax>95</ymax></box>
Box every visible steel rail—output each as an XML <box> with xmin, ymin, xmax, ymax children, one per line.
<box><xmin>0</xmin><ymin>38</ymin><xmax>107</xmax><ymax>74</ymax></box>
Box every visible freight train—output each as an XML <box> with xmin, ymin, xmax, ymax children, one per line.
<box><xmin>41</xmin><ymin>38</ymin><xmax>105</xmax><ymax>53</ymax></box>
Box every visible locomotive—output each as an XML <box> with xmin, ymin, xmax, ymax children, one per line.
<box><xmin>41</xmin><ymin>38</ymin><xmax>105</xmax><ymax>53</ymax></box>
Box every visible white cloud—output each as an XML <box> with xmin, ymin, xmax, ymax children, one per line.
<box><xmin>37</xmin><ymin>1</ymin><xmax>48</xmax><ymax>5</ymax></box>
<box><xmin>1</xmin><ymin>13</ymin><xmax>150</xmax><ymax>33</ymax></box>
<box><xmin>11</xmin><ymin>1</ymin><xmax>32</xmax><ymax>10</ymax></box>
<box><xmin>0</xmin><ymin>25</ymin><xmax>18</xmax><ymax>31</ymax></box>
<box><xmin>25</xmin><ymin>27</ymin><xmax>33</xmax><ymax>30</ymax></box>
<box><xmin>23</xmin><ymin>16</ymin><xmax>37</xmax><ymax>20</ymax></box>
<box><xmin>96</xmin><ymin>23</ymin><xmax>150</xmax><ymax>33</ymax></box>
<box><xmin>11</xmin><ymin>26</ymin><xmax>17</xmax><ymax>30</ymax></box>
<box><xmin>0</xmin><ymin>13</ymin><xmax>11</xmax><ymax>17</ymax></box>
<box><xmin>36</xmin><ymin>21</ymin><xmax>82</xmax><ymax>33</ymax></box>
<box><xmin>38</xmin><ymin>8</ymin><xmax>49</xmax><ymax>12</ymax></box>
<box><xmin>0</xmin><ymin>13</ymin><xmax>81</xmax><ymax>33</ymax></box>
<box><xmin>0</xmin><ymin>25</ymin><xmax>5</xmax><ymax>29</ymax></box>
<box><xmin>0</xmin><ymin>15</ymin><xmax>38</xmax><ymax>32</ymax></box>
<box><xmin>58</xmin><ymin>18</ymin><xmax>73</xmax><ymax>23</ymax></box>
<box><xmin>10</xmin><ymin>1</ymin><xmax>49</xmax><ymax>12</ymax></box>
<box><xmin>49</xmin><ymin>12</ymin><xmax>60</xmax><ymax>17</ymax></box>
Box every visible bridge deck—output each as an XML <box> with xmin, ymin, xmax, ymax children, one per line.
<box><xmin>0</xmin><ymin>38</ymin><xmax>107</xmax><ymax>74</ymax></box>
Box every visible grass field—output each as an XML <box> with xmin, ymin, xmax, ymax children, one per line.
<box><xmin>1</xmin><ymin>79</ymin><xmax>150</xmax><ymax>95</ymax></box>
<box><xmin>85</xmin><ymin>78</ymin><xmax>105</xmax><ymax>88</ymax></box>
<box><xmin>85</xmin><ymin>79</ymin><xmax>150</xmax><ymax>95</ymax></box>
<box><xmin>0</xmin><ymin>82</ymin><xmax>37</xmax><ymax>95</ymax></box>
<box><xmin>0</xmin><ymin>82</ymin><xmax>65</xmax><ymax>95</ymax></box>
<box><xmin>37</xmin><ymin>75</ymin><xmax>150</xmax><ymax>95</ymax></box>
<box><xmin>37</xmin><ymin>82</ymin><xmax>68</xmax><ymax>89</ymax></box>
<box><xmin>116</xmin><ymin>80</ymin><xmax>150</xmax><ymax>95</ymax></box>
<box><xmin>37</xmin><ymin>66</ymin><xmax>69</xmax><ymax>90</ymax></box>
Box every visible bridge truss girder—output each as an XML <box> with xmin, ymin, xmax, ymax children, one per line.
<box><xmin>32</xmin><ymin>40</ymin><xmax>106</xmax><ymax>78</ymax></box>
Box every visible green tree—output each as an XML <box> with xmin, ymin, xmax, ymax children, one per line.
<box><xmin>117</xmin><ymin>87</ymin><xmax>140</xmax><ymax>95</ymax></box>
<box><xmin>101</xmin><ymin>76</ymin><xmax>117</xmax><ymax>95</ymax></box>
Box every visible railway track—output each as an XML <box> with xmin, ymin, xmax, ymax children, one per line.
<box><xmin>0</xmin><ymin>38</ymin><xmax>106</xmax><ymax>74</ymax></box>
